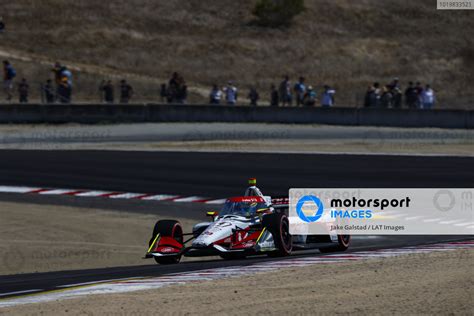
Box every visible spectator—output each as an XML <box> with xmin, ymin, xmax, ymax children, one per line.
<box><xmin>18</xmin><ymin>78</ymin><xmax>29</xmax><ymax>103</ymax></box>
<box><xmin>168</xmin><ymin>73</ymin><xmax>178</xmax><ymax>102</ymax></box>
<box><xmin>51</xmin><ymin>62</ymin><xmax>63</xmax><ymax>86</ymax></box>
<box><xmin>120</xmin><ymin>79</ymin><xmax>133</xmax><ymax>104</ymax></box>
<box><xmin>57</xmin><ymin>77</ymin><xmax>71</xmax><ymax>103</ymax></box>
<box><xmin>176</xmin><ymin>84</ymin><xmax>187</xmax><ymax>104</ymax></box>
<box><xmin>166</xmin><ymin>91</ymin><xmax>173</xmax><ymax>103</ymax></box>
<box><xmin>209</xmin><ymin>84</ymin><xmax>222</xmax><ymax>104</ymax></box>
<box><xmin>160</xmin><ymin>83</ymin><xmax>168</xmax><ymax>103</ymax></box>
<box><xmin>373</xmin><ymin>82</ymin><xmax>381</xmax><ymax>107</ymax></box>
<box><xmin>303</xmin><ymin>86</ymin><xmax>317</xmax><ymax>106</ymax></box>
<box><xmin>248</xmin><ymin>87</ymin><xmax>259</xmax><ymax>106</ymax></box>
<box><xmin>98</xmin><ymin>80</ymin><xmax>106</xmax><ymax>102</ymax></box>
<box><xmin>293</xmin><ymin>76</ymin><xmax>306</xmax><ymax>106</ymax></box>
<box><xmin>364</xmin><ymin>85</ymin><xmax>372</xmax><ymax>107</ymax></box>
<box><xmin>392</xmin><ymin>87</ymin><xmax>402</xmax><ymax>109</ymax></box>
<box><xmin>101</xmin><ymin>80</ymin><xmax>114</xmax><ymax>103</ymax></box>
<box><xmin>61</xmin><ymin>66</ymin><xmax>72</xmax><ymax>86</ymax></box>
<box><xmin>405</xmin><ymin>81</ymin><xmax>418</xmax><ymax>109</ymax></box>
<box><xmin>223</xmin><ymin>81</ymin><xmax>238</xmax><ymax>105</ymax></box>
<box><xmin>62</xmin><ymin>66</ymin><xmax>73</xmax><ymax>102</ymax></box>
<box><xmin>52</xmin><ymin>63</ymin><xmax>73</xmax><ymax>102</ymax></box>
<box><xmin>421</xmin><ymin>84</ymin><xmax>435</xmax><ymax>109</ymax></box>
<box><xmin>279</xmin><ymin>75</ymin><xmax>292</xmax><ymax>106</ymax></box>
<box><xmin>415</xmin><ymin>82</ymin><xmax>423</xmax><ymax>109</ymax></box>
<box><xmin>168</xmin><ymin>72</ymin><xmax>185</xmax><ymax>103</ymax></box>
<box><xmin>0</xmin><ymin>18</ymin><xmax>5</xmax><ymax>33</ymax></box>
<box><xmin>43</xmin><ymin>79</ymin><xmax>55</xmax><ymax>103</ymax></box>
<box><xmin>3</xmin><ymin>60</ymin><xmax>16</xmax><ymax>101</ymax></box>
<box><xmin>270</xmin><ymin>84</ymin><xmax>279</xmax><ymax>107</ymax></box>
<box><xmin>388</xmin><ymin>77</ymin><xmax>400</xmax><ymax>91</ymax></box>
<box><xmin>380</xmin><ymin>86</ymin><xmax>393</xmax><ymax>108</ymax></box>
<box><xmin>364</xmin><ymin>85</ymin><xmax>377</xmax><ymax>108</ymax></box>
<box><xmin>321</xmin><ymin>85</ymin><xmax>335</xmax><ymax>107</ymax></box>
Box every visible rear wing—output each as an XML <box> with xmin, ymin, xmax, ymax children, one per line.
<box><xmin>271</xmin><ymin>197</ymin><xmax>289</xmax><ymax>212</ymax></box>
<box><xmin>271</xmin><ymin>197</ymin><xmax>289</xmax><ymax>206</ymax></box>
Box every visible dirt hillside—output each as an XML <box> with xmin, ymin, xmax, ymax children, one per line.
<box><xmin>1</xmin><ymin>0</ymin><xmax>473</xmax><ymax>107</ymax></box>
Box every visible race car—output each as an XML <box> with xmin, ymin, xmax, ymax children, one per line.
<box><xmin>145</xmin><ymin>178</ymin><xmax>350</xmax><ymax>264</ymax></box>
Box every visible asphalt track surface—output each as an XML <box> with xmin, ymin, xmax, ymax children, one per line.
<box><xmin>0</xmin><ymin>150</ymin><xmax>472</xmax><ymax>299</ymax></box>
<box><xmin>0</xmin><ymin>150</ymin><xmax>473</xmax><ymax>197</ymax></box>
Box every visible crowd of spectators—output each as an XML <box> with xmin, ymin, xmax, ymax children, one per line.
<box><xmin>364</xmin><ymin>78</ymin><xmax>435</xmax><ymax>109</ymax></box>
<box><xmin>99</xmin><ymin>79</ymin><xmax>134</xmax><ymax>104</ymax></box>
<box><xmin>205</xmin><ymin>75</ymin><xmax>335</xmax><ymax>108</ymax></box>
<box><xmin>2</xmin><ymin>60</ymin><xmax>437</xmax><ymax>109</ymax></box>
<box><xmin>160</xmin><ymin>72</ymin><xmax>188</xmax><ymax>104</ymax></box>
<box><xmin>274</xmin><ymin>75</ymin><xmax>335</xmax><ymax>107</ymax></box>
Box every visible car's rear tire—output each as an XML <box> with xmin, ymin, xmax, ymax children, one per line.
<box><xmin>319</xmin><ymin>235</ymin><xmax>351</xmax><ymax>253</ymax></box>
<box><xmin>262</xmin><ymin>212</ymin><xmax>292</xmax><ymax>257</ymax></box>
<box><xmin>149</xmin><ymin>220</ymin><xmax>183</xmax><ymax>264</ymax></box>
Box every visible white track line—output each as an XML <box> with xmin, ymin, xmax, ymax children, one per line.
<box><xmin>0</xmin><ymin>186</ymin><xmax>39</xmax><ymax>193</ymax></box>
<box><xmin>75</xmin><ymin>191</ymin><xmax>114</xmax><ymax>197</ymax></box>
<box><xmin>172</xmin><ymin>196</ymin><xmax>208</xmax><ymax>202</ymax></box>
<box><xmin>0</xmin><ymin>290</ymin><xmax>42</xmax><ymax>297</ymax></box>
<box><xmin>140</xmin><ymin>194</ymin><xmax>181</xmax><ymax>201</ymax></box>
<box><xmin>109</xmin><ymin>193</ymin><xmax>145</xmax><ymax>199</ymax></box>
<box><xmin>38</xmin><ymin>189</ymin><xmax>77</xmax><ymax>195</ymax></box>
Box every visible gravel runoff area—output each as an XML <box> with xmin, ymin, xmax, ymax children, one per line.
<box><xmin>1</xmin><ymin>249</ymin><xmax>472</xmax><ymax>315</ymax></box>
<box><xmin>0</xmin><ymin>201</ymin><xmax>204</xmax><ymax>275</ymax></box>
<box><xmin>0</xmin><ymin>123</ymin><xmax>472</xmax><ymax>155</ymax></box>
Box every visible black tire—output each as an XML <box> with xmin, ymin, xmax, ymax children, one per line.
<box><xmin>262</xmin><ymin>213</ymin><xmax>292</xmax><ymax>257</ymax></box>
<box><xmin>149</xmin><ymin>220</ymin><xmax>183</xmax><ymax>264</ymax></box>
<box><xmin>319</xmin><ymin>235</ymin><xmax>351</xmax><ymax>253</ymax></box>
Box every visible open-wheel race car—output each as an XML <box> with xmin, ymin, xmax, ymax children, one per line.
<box><xmin>145</xmin><ymin>179</ymin><xmax>351</xmax><ymax>264</ymax></box>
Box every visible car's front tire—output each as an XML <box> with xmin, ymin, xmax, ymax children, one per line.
<box><xmin>149</xmin><ymin>220</ymin><xmax>183</xmax><ymax>264</ymax></box>
<box><xmin>262</xmin><ymin>212</ymin><xmax>292</xmax><ymax>257</ymax></box>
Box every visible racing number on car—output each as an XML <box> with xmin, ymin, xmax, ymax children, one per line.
<box><xmin>236</xmin><ymin>230</ymin><xmax>248</xmax><ymax>242</ymax></box>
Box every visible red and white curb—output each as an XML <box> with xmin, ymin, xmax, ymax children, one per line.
<box><xmin>0</xmin><ymin>185</ymin><xmax>227</xmax><ymax>204</ymax></box>
<box><xmin>0</xmin><ymin>241</ymin><xmax>472</xmax><ymax>308</ymax></box>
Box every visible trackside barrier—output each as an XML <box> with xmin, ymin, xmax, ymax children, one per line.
<box><xmin>0</xmin><ymin>104</ymin><xmax>472</xmax><ymax>129</ymax></box>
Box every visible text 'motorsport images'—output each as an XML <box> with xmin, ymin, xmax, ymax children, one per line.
<box><xmin>0</xmin><ymin>1</ymin><xmax>472</xmax><ymax>315</ymax></box>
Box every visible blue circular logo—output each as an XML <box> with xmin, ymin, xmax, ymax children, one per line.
<box><xmin>296</xmin><ymin>195</ymin><xmax>324</xmax><ymax>222</ymax></box>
